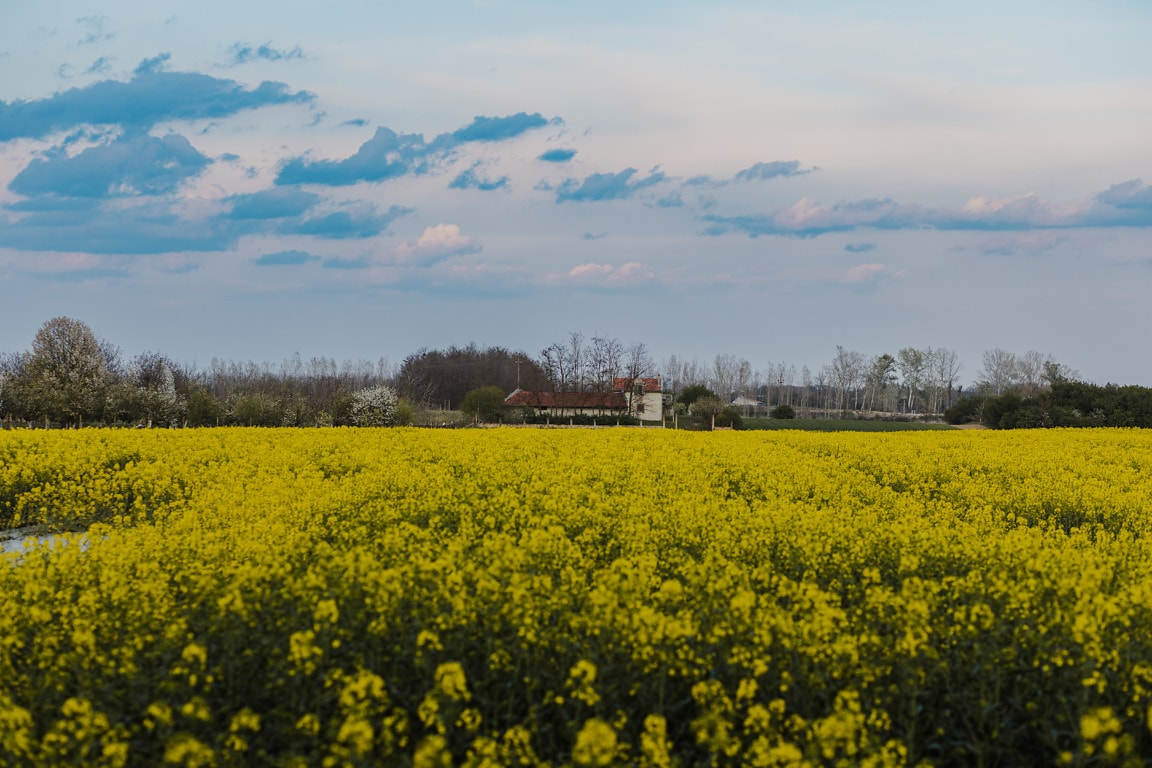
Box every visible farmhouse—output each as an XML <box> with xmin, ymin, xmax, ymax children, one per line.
<box><xmin>503</xmin><ymin>389</ymin><xmax>626</xmax><ymax>418</ymax></box>
<box><xmin>612</xmin><ymin>377</ymin><xmax>664</xmax><ymax>422</ymax></box>
<box><xmin>505</xmin><ymin>377</ymin><xmax>665</xmax><ymax>422</ymax></box>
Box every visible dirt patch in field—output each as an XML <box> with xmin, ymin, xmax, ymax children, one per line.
<box><xmin>952</xmin><ymin>423</ymin><xmax>989</xmax><ymax>430</ymax></box>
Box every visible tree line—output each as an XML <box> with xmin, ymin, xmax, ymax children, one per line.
<box><xmin>0</xmin><ymin>316</ymin><xmax>1127</xmax><ymax>429</ymax></box>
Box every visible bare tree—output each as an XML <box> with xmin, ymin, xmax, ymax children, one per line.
<box><xmin>897</xmin><ymin>347</ymin><xmax>927</xmax><ymax>413</ymax></box>
<box><xmin>568</xmin><ymin>331</ymin><xmax>586</xmax><ymax>393</ymax></box>
<box><xmin>979</xmin><ymin>349</ymin><xmax>1019</xmax><ymax>396</ymax></box>
<box><xmin>1016</xmin><ymin>350</ymin><xmax>1048</xmax><ymax>396</ymax></box>
<box><xmin>736</xmin><ymin>358</ymin><xmax>753</xmax><ymax>405</ymax></box>
<box><xmin>799</xmin><ymin>365</ymin><xmax>812</xmax><ymax>416</ymax></box>
<box><xmin>930</xmin><ymin>348</ymin><xmax>963</xmax><ymax>412</ymax></box>
<box><xmin>830</xmin><ymin>346</ymin><xmax>865</xmax><ymax>413</ymax></box>
<box><xmin>589</xmin><ymin>335</ymin><xmax>624</xmax><ymax>397</ymax></box>
<box><xmin>540</xmin><ymin>342</ymin><xmax>573</xmax><ymax>394</ymax></box>
<box><xmin>712</xmin><ymin>353</ymin><xmax>741</xmax><ymax>403</ymax></box>
<box><xmin>863</xmin><ymin>353</ymin><xmax>897</xmax><ymax>413</ymax></box>
<box><xmin>661</xmin><ymin>354</ymin><xmax>684</xmax><ymax>402</ymax></box>
<box><xmin>626</xmin><ymin>342</ymin><xmax>653</xmax><ymax>380</ymax></box>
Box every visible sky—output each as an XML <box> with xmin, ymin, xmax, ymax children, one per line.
<box><xmin>1</xmin><ymin>0</ymin><xmax>1150</xmax><ymax>385</ymax></box>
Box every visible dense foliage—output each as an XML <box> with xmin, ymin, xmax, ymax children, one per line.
<box><xmin>947</xmin><ymin>382</ymin><xmax>1152</xmax><ymax>429</ymax></box>
<box><xmin>770</xmin><ymin>405</ymin><xmax>796</xmax><ymax>420</ymax></box>
<box><xmin>398</xmin><ymin>346</ymin><xmax>544</xmax><ymax>412</ymax></box>
<box><xmin>3</xmin><ymin>429</ymin><xmax>1152</xmax><ymax>765</ymax></box>
<box><xmin>460</xmin><ymin>387</ymin><xmax>508</xmax><ymax>423</ymax></box>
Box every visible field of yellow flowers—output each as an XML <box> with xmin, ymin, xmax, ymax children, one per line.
<box><xmin>3</xmin><ymin>427</ymin><xmax>1152</xmax><ymax>766</ymax></box>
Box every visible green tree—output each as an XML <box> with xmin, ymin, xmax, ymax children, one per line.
<box><xmin>678</xmin><ymin>384</ymin><xmax>717</xmax><ymax>409</ymax></box>
<box><xmin>770</xmin><ymin>404</ymin><xmax>796</xmax><ymax>419</ymax></box>
<box><xmin>944</xmin><ymin>396</ymin><xmax>984</xmax><ymax>425</ymax></box>
<box><xmin>692</xmin><ymin>394</ymin><xmax>725</xmax><ymax>427</ymax></box>
<box><xmin>184</xmin><ymin>385</ymin><xmax>223</xmax><ymax>427</ymax></box>
<box><xmin>716</xmin><ymin>405</ymin><xmax>744</xmax><ymax>429</ymax></box>
<box><xmin>461</xmin><ymin>386</ymin><xmax>507</xmax><ymax>423</ymax></box>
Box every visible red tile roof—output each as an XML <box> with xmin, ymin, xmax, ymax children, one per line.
<box><xmin>612</xmin><ymin>377</ymin><xmax>662</xmax><ymax>393</ymax></box>
<box><xmin>504</xmin><ymin>389</ymin><xmax>627</xmax><ymax>409</ymax></box>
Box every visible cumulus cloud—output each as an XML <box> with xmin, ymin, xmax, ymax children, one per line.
<box><xmin>9</xmin><ymin>134</ymin><xmax>210</xmax><ymax>198</ymax></box>
<box><xmin>225</xmin><ymin>188</ymin><xmax>320</xmax><ymax>220</ymax></box>
<box><xmin>939</xmin><ymin>193</ymin><xmax>1077</xmax><ymax>230</ymax></box>
<box><xmin>538</xmin><ymin>148</ymin><xmax>577</xmax><ymax>163</ymax></box>
<box><xmin>703</xmin><ymin>197</ymin><xmax>926</xmax><ymax>238</ymax></box>
<box><xmin>446</xmin><ymin>113</ymin><xmax>550</xmax><ymax>144</ymax></box>
<box><xmin>284</xmin><ymin>204</ymin><xmax>411</xmax><ymax>239</ymax></box>
<box><xmin>1096</xmin><ymin>179</ymin><xmax>1152</xmax><ymax>210</ymax></box>
<box><xmin>0</xmin><ymin>62</ymin><xmax>315</xmax><ymax>141</ymax></box>
<box><xmin>844</xmin><ymin>242</ymin><xmax>876</xmax><ymax>253</ymax></box>
<box><xmin>276</xmin><ymin>113</ymin><xmax>551</xmax><ymax>187</ymax></box>
<box><xmin>675</xmin><ymin>161</ymin><xmax>810</xmax><ymax>192</ymax></box>
<box><xmin>277</xmin><ymin>127</ymin><xmax>426</xmax><ymax>185</ymax></box>
<box><xmin>393</xmin><ymin>223</ymin><xmax>481</xmax><ymax>266</ymax></box>
<box><xmin>560</xmin><ymin>261</ymin><xmax>656</xmax><ymax>288</ymax></box>
<box><xmin>134</xmin><ymin>53</ymin><xmax>171</xmax><ymax>76</ymax></box>
<box><xmin>733</xmin><ymin>161</ymin><xmax>809</xmax><ymax>182</ymax></box>
<box><xmin>253</xmin><ymin>249</ymin><xmax>319</xmax><ymax>266</ymax></box>
<box><xmin>555</xmin><ymin>168</ymin><xmax>666</xmax><ymax>203</ymax></box>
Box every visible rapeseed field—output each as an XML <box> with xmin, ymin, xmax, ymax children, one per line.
<box><xmin>2</xmin><ymin>427</ymin><xmax>1152</xmax><ymax>766</ymax></box>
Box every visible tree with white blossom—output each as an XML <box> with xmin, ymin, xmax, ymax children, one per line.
<box><xmin>350</xmin><ymin>385</ymin><xmax>398</xmax><ymax>426</ymax></box>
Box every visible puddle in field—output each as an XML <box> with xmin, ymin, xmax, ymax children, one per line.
<box><xmin>1</xmin><ymin>527</ymin><xmax>87</xmax><ymax>557</ymax></box>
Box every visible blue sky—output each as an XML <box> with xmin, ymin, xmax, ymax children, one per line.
<box><xmin>2</xmin><ymin>1</ymin><xmax>1151</xmax><ymax>384</ymax></box>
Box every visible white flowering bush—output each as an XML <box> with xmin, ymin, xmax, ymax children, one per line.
<box><xmin>350</xmin><ymin>384</ymin><xmax>398</xmax><ymax>426</ymax></box>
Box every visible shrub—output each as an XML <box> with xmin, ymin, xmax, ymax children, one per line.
<box><xmin>460</xmin><ymin>386</ymin><xmax>507</xmax><ymax>423</ymax></box>
<box><xmin>943</xmin><ymin>396</ymin><xmax>983</xmax><ymax>425</ymax></box>
<box><xmin>770</xmin><ymin>404</ymin><xmax>796</xmax><ymax>420</ymax></box>
<box><xmin>716</xmin><ymin>406</ymin><xmax>744</xmax><ymax>430</ymax></box>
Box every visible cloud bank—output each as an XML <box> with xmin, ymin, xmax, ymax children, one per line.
<box><xmin>276</xmin><ymin>113</ymin><xmax>551</xmax><ymax>187</ymax></box>
<box><xmin>0</xmin><ymin>63</ymin><xmax>314</xmax><ymax>141</ymax></box>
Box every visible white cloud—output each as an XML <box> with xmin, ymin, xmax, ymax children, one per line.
<box><xmin>560</xmin><ymin>261</ymin><xmax>656</xmax><ymax>288</ymax></box>
<box><xmin>393</xmin><ymin>223</ymin><xmax>481</xmax><ymax>266</ymax></box>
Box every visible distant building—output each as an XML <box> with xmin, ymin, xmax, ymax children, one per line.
<box><xmin>503</xmin><ymin>389</ymin><xmax>627</xmax><ymax>418</ymax></box>
<box><xmin>612</xmin><ymin>377</ymin><xmax>663</xmax><ymax>423</ymax></box>
<box><xmin>505</xmin><ymin>377</ymin><xmax>665</xmax><ymax>422</ymax></box>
